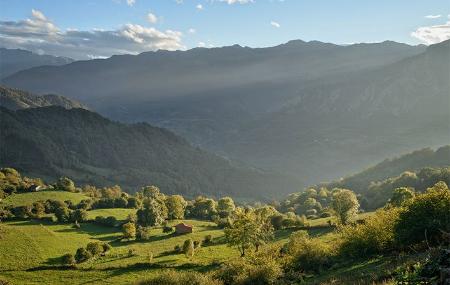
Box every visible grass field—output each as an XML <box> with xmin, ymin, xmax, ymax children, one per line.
<box><xmin>86</xmin><ymin>208</ymin><xmax>137</xmax><ymax>221</ymax></box>
<box><xmin>1</xmin><ymin>190</ymin><xmax>87</xmax><ymax>206</ymax></box>
<box><xmin>0</xmin><ymin>191</ymin><xmax>389</xmax><ymax>285</ymax></box>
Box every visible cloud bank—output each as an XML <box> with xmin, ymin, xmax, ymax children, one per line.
<box><xmin>0</xmin><ymin>9</ymin><xmax>184</xmax><ymax>59</ymax></box>
<box><xmin>411</xmin><ymin>21</ymin><xmax>450</xmax><ymax>45</ymax></box>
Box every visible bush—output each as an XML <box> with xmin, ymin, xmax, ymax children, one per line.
<box><xmin>162</xmin><ymin>225</ymin><xmax>173</xmax><ymax>233</ymax></box>
<box><xmin>136</xmin><ymin>226</ymin><xmax>152</xmax><ymax>241</ymax></box>
<box><xmin>194</xmin><ymin>240</ymin><xmax>201</xmax><ymax>249</ymax></box>
<box><xmin>102</xmin><ymin>243</ymin><xmax>112</xmax><ymax>253</ymax></box>
<box><xmin>338</xmin><ymin>208</ymin><xmax>400</xmax><ymax>257</ymax></box>
<box><xmin>86</xmin><ymin>242</ymin><xmax>104</xmax><ymax>256</ymax></box>
<box><xmin>284</xmin><ymin>231</ymin><xmax>334</xmax><ymax>273</ymax></box>
<box><xmin>94</xmin><ymin>216</ymin><xmax>117</xmax><ymax>227</ymax></box>
<box><xmin>203</xmin><ymin>234</ymin><xmax>213</xmax><ymax>245</ymax></box>
<box><xmin>137</xmin><ymin>270</ymin><xmax>221</xmax><ymax>285</ymax></box>
<box><xmin>70</xmin><ymin>209</ymin><xmax>88</xmax><ymax>223</ymax></box>
<box><xmin>61</xmin><ymin>253</ymin><xmax>76</xmax><ymax>265</ymax></box>
<box><xmin>215</xmin><ymin>246</ymin><xmax>283</xmax><ymax>285</ymax></box>
<box><xmin>75</xmin><ymin>247</ymin><xmax>92</xmax><ymax>263</ymax></box>
<box><xmin>394</xmin><ymin>181</ymin><xmax>450</xmax><ymax>247</ymax></box>
<box><xmin>182</xmin><ymin>239</ymin><xmax>194</xmax><ymax>257</ymax></box>
<box><xmin>174</xmin><ymin>245</ymin><xmax>182</xmax><ymax>253</ymax></box>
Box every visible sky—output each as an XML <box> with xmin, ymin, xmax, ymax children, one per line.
<box><xmin>0</xmin><ymin>0</ymin><xmax>449</xmax><ymax>59</ymax></box>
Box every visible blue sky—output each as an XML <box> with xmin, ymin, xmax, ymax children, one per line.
<box><xmin>1</xmin><ymin>0</ymin><xmax>449</xmax><ymax>59</ymax></box>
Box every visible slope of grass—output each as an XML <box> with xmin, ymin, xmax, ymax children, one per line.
<box><xmin>1</xmin><ymin>190</ymin><xmax>87</xmax><ymax>206</ymax></box>
<box><xmin>86</xmin><ymin>208</ymin><xmax>137</xmax><ymax>221</ymax></box>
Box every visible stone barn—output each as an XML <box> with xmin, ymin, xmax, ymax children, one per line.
<box><xmin>175</xmin><ymin>223</ymin><xmax>193</xmax><ymax>234</ymax></box>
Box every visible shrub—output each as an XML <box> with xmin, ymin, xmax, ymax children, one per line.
<box><xmin>203</xmin><ymin>234</ymin><xmax>213</xmax><ymax>245</ymax></box>
<box><xmin>162</xmin><ymin>225</ymin><xmax>173</xmax><ymax>233</ymax></box>
<box><xmin>102</xmin><ymin>243</ymin><xmax>112</xmax><ymax>253</ymax></box>
<box><xmin>137</xmin><ymin>270</ymin><xmax>221</xmax><ymax>285</ymax></box>
<box><xmin>174</xmin><ymin>245</ymin><xmax>182</xmax><ymax>253</ymax></box>
<box><xmin>394</xmin><ymin>181</ymin><xmax>450</xmax><ymax>247</ymax></box>
<box><xmin>75</xmin><ymin>247</ymin><xmax>92</xmax><ymax>263</ymax></box>
<box><xmin>70</xmin><ymin>209</ymin><xmax>88</xmax><ymax>223</ymax></box>
<box><xmin>122</xmin><ymin>222</ymin><xmax>136</xmax><ymax>240</ymax></box>
<box><xmin>215</xmin><ymin>245</ymin><xmax>283</xmax><ymax>285</ymax></box>
<box><xmin>61</xmin><ymin>253</ymin><xmax>76</xmax><ymax>265</ymax></box>
<box><xmin>182</xmin><ymin>239</ymin><xmax>195</xmax><ymax>257</ymax></box>
<box><xmin>338</xmin><ymin>208</ymin><xmax>400</xmax><ymax>257</ymax></box>
<box><xmin>136</xmin><ymin>226</ymin><xmax>152</xmax><ymax>241</ymax></box>
<box><xmin>86</xmin><ymin>242</ymin><xmax>104</xmax><ymax>256</ymax></box>
<box><xmin>284</xmin><ymin>231</ymin><xmax>334</xmax><ymax>273</ymax></box>
<box><xmin>194</xmin><ymin>240</ymin><xmax>201</xmax><ymax>249</ymax></box>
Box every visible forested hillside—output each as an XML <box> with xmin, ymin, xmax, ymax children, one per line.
<box><xmin>0</xmin><ymin>85</ymin><xmax>87</xmax><ymax>110</ymax></box>
<box><xmin>0</xmin><ymin>106</ymin><xmax>299</xmax><ymax>199</ymax></box>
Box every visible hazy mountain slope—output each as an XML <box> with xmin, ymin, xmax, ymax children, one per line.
<box><xmin>0</xmin><ymin>106</ymin><xmax>299</xmax><ymax>199</ymax></box>
<box><xmin>3</xmin><ymin>41</ymin><xmax>425</xmax><ymax>144</ymax></box>
<box><xmin>0</xmin><ymin>85</ymin><xmax>87</xmax><ymax>110</ymax></box>
<box><xmin>0</xmin><ymin>48</ymin><xmax>73</xmax><ymax>79</ymax></box>
<box><xmin>4</xmin><ymin>40</ymin><xmax>443</xmax><ymax>187</ymax></box>
<box><xmin>215</xmin><ymin>40</ymin><xmax>450</xmax><ymax>184</ymax></box>
<box><xmin>318</xmin><ymin>145</ymin><xmax>450</xmax><ymax>194</ymax></box>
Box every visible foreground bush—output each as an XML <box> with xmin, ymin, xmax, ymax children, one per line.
<box><xmin>137</xmin><ymin>270</ymin><xmax>222</xmax><ymax>285</ymax></box>
<box><xmin>338</xmin><ymin>208</ymin><xmax>400</xmax><ymax>257</ymax></box>
<box><xmin>284</xmin><ymin>231</ymin><xmax>334</xmax><ymax>273</ymax></box>
<box><xmin>215</xmin><ymin>245</ymin><xmax>283</xmax><ymax>285</ymax></box>
<box><xmin>394</xmin><ymin>181</ymin><xmax>450</xmax><ymax>247</ymax></box>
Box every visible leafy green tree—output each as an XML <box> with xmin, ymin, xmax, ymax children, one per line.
<box><xmin>389</xmin><ymin>187</ymin><xmax>415</xmax><ymax>207</ymax></box>
<box><xmin>224</xmin><ymin>209</ymin><xmax>273</xmax><ymax>256</ymax></box>
<box><xmin>70</xmin><ymin>209</ymin><xmax>88</xmax><ymax>222</ymax></box>
<box><xmin>217</xmin><ymin>197</ymin><xmax>235</xmax><ymax>217</ymax></box>
<box><xmin>165</xmin><ymin>195</ymin><xmax>186</xmax><ymax>220</ymax></box>
<box><xmin>54</xmin><ymin>205</ymin><xmax>71</xmax><ymax>222</ymax></box>
<box><xmin>12</xmin><ymin>205</ymin><xmax>32</xmax><ymax>218</ymax></box>
<box><xmin>141</xmin><ymin>185</ymin><xmax>164</xmax><ymax>200</ymax></box>
<box><xmin>31</xmin><ymin>202</ymin><xmax>46</xmax><ymax>218</ymax></box>
<box><xmin>56</xmin><ymin>177</ymin><xmax>76</xmax><ymax>192</ymax></box>
<box><xmin>137</xmin><ymin>199</ymin><xmax>166</xmax><ymax>226</ymax></box>
<box><xmin>191</xmin><ymin>197</ymin><xmax>217</xmax><ymax>220</ymax></box>
<box><xmin>122</xmin><ymin>222</ymin><xmax>136</xmax><ymax>240</ymax></box>
<box><xmin>331</xmin><ymin>189</ymin><xmax>360</xmax><ymax>225</ymax></box>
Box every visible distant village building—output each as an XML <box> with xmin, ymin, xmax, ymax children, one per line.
<box><xmin>28</xmin><ymin>185</ymin><xmax>44</xmax><ymax>192</ymax></box>
<box><xmin>175</xmin><ymin>223</ymin><xmax>193</xmax><ymax>234</ymax></box>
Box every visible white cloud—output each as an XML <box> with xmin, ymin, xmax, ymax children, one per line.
<box><xmin>425</xmin><ymin>14</ymin><xmax>441</xmax><ymax>19</ymax></box>
<box><xmin>196</xmin><ymin>4</ymin><xmax>203</xmax><ymax>10</ymax></box>
<box><xmin>188</xmin><ymin>28</ymin><xmax>196</xmax><ymax>34</ymax></box>
<box><xmin>198</xmin><ymin>41</ymin><xmax>206</xmax><ymax>47</ymax></box>
<box><xmin>0</xmin><ymin>10</ymin><xmax>184</xmax><ymax>59</ymax></box>
<box><xmin>175</xmin><ymin>0</ymin><xmax>183</xmax><ymax>3</ymax></box>
<box><xmin>126</xmin><ymin>0</ymin><xmax>135</xmax><ymax>6</ymax></box>
<box><xmin>270</xmin><ymin>21</ymin><xmax>281</xmax><ymax>28</ymax></box>
<box><xmin>411</xmin><ymin>21</ymin><xmax>450</xmax><ymax>45</ymax></box>
<box><xmin>147</xmin><ymin>12</ymin><xmax>158</xmax><ymax>24</ymax></box>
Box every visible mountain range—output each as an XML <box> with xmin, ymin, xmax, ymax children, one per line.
<box><xmin>0</xmin><ymin>48</ymin><xmax>73</xmax><ymax>79</ymax></box>
<box><xmin>2</xmin><ymin>39</ymin><xmax>449</xmax><ymax>189</ymax></box>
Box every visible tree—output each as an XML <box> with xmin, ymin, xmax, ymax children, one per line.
<box><xmin>54</xmin><ymin>205</ymin><xmax>71</xmax><ymax>223</ymax></box>
<box><xmin>122</xmin><ymin>222</ymin><xmax>136</xmax><ymax>240</ymax></box>
<box><xmin>165</xmin><ymin>195</ymin><xmax>187</xmax><ymax>220</ymax></box>
<box><xmin>137</xmin><ymin>199</ymin><xmax>166</xmax><ymax>226</ymax></box>
<box><xmin>70</xmin><ymin>209</ymin><xmax>88</xmax><ymax>223</ymax></box>
<box><xmin>331</xmin><ymin>189</ymin><xmax>359</xmax><ymax>225</ymax></box>
<box><xmin>141</xmin><ymin>185</ymin><xmax>164</xmax><ymax>200</ymax></box>
<box><xmin>191</xmin><ymin>197</ymin><xmax>217</xmax><ymax>220</ymax></box>
<box><xmin>224</xmin><ymin>209</ymin><xmax>273</xmax><ymax>256</ymax></box>
<box><xmin>31</xmin><ymin>202</ymin><xmax>46</xmax><ymax>218</ymax></box>
<box><xmin>217</xmin><ymin>197</ymin><xmax>235</xmax><ymax>217</ymax></box>
<box><xmin>389</xmin><ymin>187</ymin><xmax>415</xmax><ymax>207</ymax></box>
<box><xmin>56</xmin><ymin>177</ymin><xmax>76</xmax><ymax>192</ymax></box>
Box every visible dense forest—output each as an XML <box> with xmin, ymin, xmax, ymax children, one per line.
<box><xmin>0</xmin><ymin>106</ymin><xmax>299</xmax><ymax>199</ymax></box>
